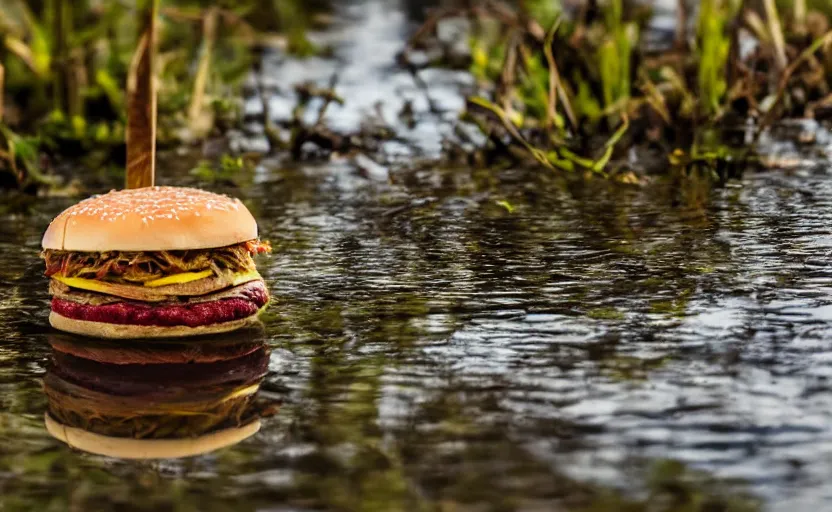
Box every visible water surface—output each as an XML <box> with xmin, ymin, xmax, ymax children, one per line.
<box><xmin>4</xmin><ymin>158</ymin><xmax>832</xmax><ymax>511</ymax></box>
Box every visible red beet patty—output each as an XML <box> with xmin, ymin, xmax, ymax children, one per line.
<box><xmin>51</xmin><ymin>287</ymin><xmax>269</xmax><ymax>327</ymax></box>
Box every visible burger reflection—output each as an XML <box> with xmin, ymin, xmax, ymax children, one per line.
<box><xmin>42</xmin><ymin>330</ymin><xmax>274</xmax><ymax>459</ymax></box>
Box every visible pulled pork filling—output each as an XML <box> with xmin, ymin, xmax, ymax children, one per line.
<box><xmin>41</xmin><ymin>240</ymin><xmax>271</xmax><ymax>284</ymax></box>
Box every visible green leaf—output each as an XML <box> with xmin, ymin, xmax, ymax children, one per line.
<box><xmin>495</xmin><ymin>200</ymin><xmax>515</xmax><ymax>213</ymax></box>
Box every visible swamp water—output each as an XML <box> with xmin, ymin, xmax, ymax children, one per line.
<box><xmin>3</xmin><ymin>1</ymin><xmax>832</xmax><ymax>510</ymax></box>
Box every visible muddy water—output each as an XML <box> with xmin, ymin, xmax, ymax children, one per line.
<box><xmin>3</xmin><ymin>1</ymin><xmax>832</xmax><ymax>511</ymax></box>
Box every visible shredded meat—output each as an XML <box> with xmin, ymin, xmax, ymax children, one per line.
<box><xmin>41</xmin><ymin>240</ymin><xmax>271</xmax><ymax>284</ymax></box>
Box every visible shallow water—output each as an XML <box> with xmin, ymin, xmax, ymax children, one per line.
<box><xmin>4</xmin><ymin>1</ymin><xmax>832</xmax><ymax>511</ymax></box>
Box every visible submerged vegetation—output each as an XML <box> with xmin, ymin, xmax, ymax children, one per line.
<box><xmin>405</xmin><ymin>0</ymin><xmax>832</xmax><ymax>182</ymax></box>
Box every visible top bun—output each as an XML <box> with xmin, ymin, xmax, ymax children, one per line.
<box><xmin>42</xmin><ymin>186</ymin><xmax>258</xmax><ymax>251</ymax></box>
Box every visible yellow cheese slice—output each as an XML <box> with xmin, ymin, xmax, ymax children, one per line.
<box><xmin>52</xmin><ymin>275</ymin><xmax>114</xmax><ymax>294</ymax></box>
<box><xmin>229</xmin><ymin>270</ymin><xmax>262</xmax><ymax>286</ymax></box>
<box><xmin>144</xmin><ymin>270</ymin><xmax>214</xmax><ymax>288</ymax></box>
<box><xmin>53</xmin><ymin>270</ymin><xmax>262</xmax><ymax>294</ymax></box>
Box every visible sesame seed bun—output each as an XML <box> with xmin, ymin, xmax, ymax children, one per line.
<box><xmin>42</xmin><ymin>186</ymin><xmax>258</xmax><ymax>251</ymax></box>
<box><xmin>45</xmin><ymin>413</ymin><xmax>261</xmax><ymax>459</ymax></box>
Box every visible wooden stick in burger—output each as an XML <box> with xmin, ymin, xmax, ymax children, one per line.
<box><xmin>125</xmin><ymin>0</ymin><xmax>159</xmax><ymax>190</ymax></box>
<box><xmin>39</xmin><ymin>2</ymin><xmax>272</xmax><ymax>339</ymax></box>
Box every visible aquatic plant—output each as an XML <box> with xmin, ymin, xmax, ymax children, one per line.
<box><xmin>598</xmin><ymin>0</ymin><xmax>635</xmax><ymax>112</ymax></box>
<box><xmin>696</xmin><ymin>0</ymin><xmax>736</xmax><ymax>117</ymax></box>
<box><xmin>404</xmin><ymin>0</ymin><xmax>832</xmax><ymax>182</ymax></box>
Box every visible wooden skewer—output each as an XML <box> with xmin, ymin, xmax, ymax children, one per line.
<box><xmin>125</xmin><ymin>0</ymin><xmax>159</xmax><ymax>189</ymax></box>
<box><xmin>0</xmin><ymin>63</ymin><xmax>5</xmax><ymax>123</ymax></box>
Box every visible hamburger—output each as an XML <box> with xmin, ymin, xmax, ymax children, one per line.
<box><xmin>40</xmin><ymin>186</ymin><xmax>271</xmax><ymax>339</ymax></box>
<box><xmin>43</xmin><ymin>336</ymin><xmax>274</xmax><ymax>459</ymax></box>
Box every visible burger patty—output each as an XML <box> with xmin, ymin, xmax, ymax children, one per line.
<box><xmin>50</xmin><ymin>278</ymin><xmax>267</xmax><ymax>306</ymax></box>
<box><xmin>48</xmin><ymin>270</ymin><xmax>261</xmax><ymax>302</ymax></box>
<box><xmin>51</xmin><ymin>283</ymin><xmax>269</xmax><ymax>327</ymax></box>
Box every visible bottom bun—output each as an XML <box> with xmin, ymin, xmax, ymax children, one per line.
<box><xmin>45</xmin><ymin>413</ymin><xmax>261</xmax><ymax>459</ymax></box>
<box><xmin>49</xmin><ymin>311</ymin><xmax>263</xmax><ymax>339</ymax></box>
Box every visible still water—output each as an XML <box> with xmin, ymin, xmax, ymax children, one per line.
<box><xmin>3</xmin><ymin>1</ymin><xmax>832</xmax><ymax>510</ymax></box>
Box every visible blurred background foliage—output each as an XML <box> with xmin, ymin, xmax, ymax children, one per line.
<box><xmin>408</xmin><ymin>0</ymin><xmax>832</xmax><ymax>182</ymax></box>
<box><xmin>3</xmin><ymin>0</ymin><xmax>832</xmax><ymax>192</ymax></box>
<box><xmin>0</xmin><ymin>0</ymin><xmax>331</xmax><ymax>190</ymax></box>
